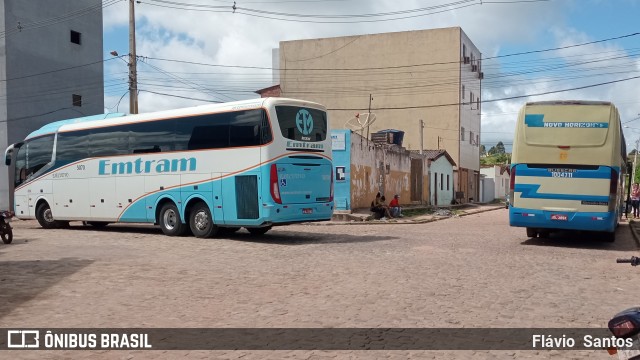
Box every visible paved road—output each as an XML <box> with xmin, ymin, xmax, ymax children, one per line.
<box><xmin>0</xmin><ymin>209</ymin><xmax>638</xmax><ymax>359</ymax></box>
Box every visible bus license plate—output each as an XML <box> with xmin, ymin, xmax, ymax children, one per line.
<box><xmin>303</xmin><ymin>208</ymin><xmax>313</xmax><ymax>214</ymax></box>
<box><xmin>551</xmin><ymin>214</ymin><xmax>568</xmax><ymax>221</ymax></box>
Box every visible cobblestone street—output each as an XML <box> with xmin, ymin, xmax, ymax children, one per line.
<box><xmin>0</xmin><ymin>209</ymin><xmax>638</xmax><ymax>359</ymax></box>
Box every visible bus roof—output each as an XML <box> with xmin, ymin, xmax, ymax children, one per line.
<box><xmin>525</xmin><ymin>100</ymin><xmax>613</xmax><ymax>106</ymax></box>
<box><xmin>26</xmin><ymin>113</ymin><xmax>127</xmax><ymax>140</ymax></box>
<box><xmin>24</xmin><ymin>97</ymin><xmax>326</xmax><ymax>140</ymax></box>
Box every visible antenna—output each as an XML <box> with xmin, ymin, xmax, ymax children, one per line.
<box><xmin>344</xmin><ymin>112</ymin><xmax>377</xmax><ymax>137</ymax></box>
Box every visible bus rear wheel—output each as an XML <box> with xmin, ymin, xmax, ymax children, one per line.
<box><xmin>218</xmin><ymin>227</ymin><xmax>241</xmax><ymax>235</ymax></box>
<box><xmin>159</xmin><ymin>203</ymin><xmax>187</xmax><ymax>236</ymax></box>
<box><xmin>189</xmin><ymin>202</ymin><xmax>218</xmax><ymax>238</ymax></box>
<box><xmin>36</xmin><ymin>202</ymin><xmax>60</xmax><ymax>229</ymax></box>
<box><xmin>86</xmin><ymin>221</ymin><xmax>109</xmax><ymax>228</ymax></box>
<box><xmin>247</xmin><ymin>226</ymin><xmax>272</xmax><ymax>236</ymax></box>
<box><xmin>526</xmin><ymin>228</ymin><xmax>538</xmax><ymax>238</ymax></box>
<box><xmin>602</xmin><ymin>231</ymin><xmax>616</xmax><ymax>243</ymax></box>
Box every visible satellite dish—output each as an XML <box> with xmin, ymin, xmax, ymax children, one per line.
<box><xmin>344</xmin><ymin>112</ymin><xmax>377</xmax><ymax>133</ymax></box>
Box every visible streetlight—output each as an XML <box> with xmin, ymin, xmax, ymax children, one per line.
<box><xmin>109</xmin><ymin>50</ymin><xmax>138</xmax><ymax>115</ymax></box>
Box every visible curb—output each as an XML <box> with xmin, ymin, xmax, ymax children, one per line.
<box><xmin>628</xmin><ymin>219</ymin><xmax>640</xmax><ymax>248</ymax></box>
<box><xmin>309</xmin><ymin>205</ymin><xmax>505</xmax><ymax>226</ymax></box>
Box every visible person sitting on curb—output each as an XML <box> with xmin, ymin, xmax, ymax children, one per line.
<box><xmin>370</xmin><ymin>192</ymin><xmax>392</xmax><ymax>219</ymax></box>
<box><xmin>378</xmin><ymin>195</ymin><xmax>393</xmax><ymax>219</ymax></box>
<box><xmin>389</xmin><ymin>194</ymin><xmax>403</xmax><ymax>218</ymax></box>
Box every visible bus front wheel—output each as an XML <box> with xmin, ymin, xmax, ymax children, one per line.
<box><xmin>36</xmin><ymin>203</ymin><xmax>59</xmax><ymax>229</ymax></box>
<box><xmin>159</xmin><ymin>203</ymin><xmax>187</xmax><ymax>236</ymax></box>
<box><xmin>189</xmin><ymin>202</ymin><xmax>218</xmax><ymax>238</ymax></box>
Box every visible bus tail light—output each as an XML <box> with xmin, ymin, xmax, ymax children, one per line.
<box><xmin>509</xmin><ymin>166</ymin><xmax>516</xmax><ymax>206</ymax></box>
<box><xmin>609</xmin><ymin>168</ymin><xmax>618</xmax><ymax>212</ymax></box>
<box><xmin>330</xmin><ymin>167</ymin><xmax>334</xmax><ymax>202</ymax></box>
<box><xmin>270</xmin><ymin>164</ymin><xmax>282</xmax><ymax>204</ymax></box>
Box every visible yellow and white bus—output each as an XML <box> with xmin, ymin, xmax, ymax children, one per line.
<box><xmin>509</xmin><ymin>101</ymin><xmax>627</xmax><ymax>241</ymax></box>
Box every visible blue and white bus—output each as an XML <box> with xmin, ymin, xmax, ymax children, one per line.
<box><xmin>4</xmin><ymin>98</ymin><xmax>334</xmax><ymax>237</ymax></box>
<box><xmin>509</xmin><ymin>101</ymin><xmax>626</xmax><ymax>242</ymax></box>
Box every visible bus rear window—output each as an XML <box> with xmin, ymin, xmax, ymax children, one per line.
<box><xmin>276</xmin><ymin>106</ymin><xmax>327</xmax><ymax>142</ymax></box>
<box><xmin>523</xmin><ymin>105</ymin><xmax>611</xmax><ymax>147</ymax></box>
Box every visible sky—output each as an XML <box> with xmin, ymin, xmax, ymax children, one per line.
<box><xmin>102</xmin><ymin>0</ymin><xmax>640</xmax><ymax>151</ymax></box>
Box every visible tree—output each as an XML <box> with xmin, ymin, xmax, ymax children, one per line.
<box><xmin>479</xmin><ymin>144</ymin><xmax>487</xmax><ymax>157</ymax></box>
<box><xmin>495</xmin><ymin>141</ymin><xmax>506</xmax><ymax>154</ymax></box>
<box><xmin>488</xmin><ymin>146</ymin><xmax>497</xmax><ymax>155</ymax></box>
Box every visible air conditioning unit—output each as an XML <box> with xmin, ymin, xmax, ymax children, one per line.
<box><xmin>471</xmin><ymin>64</ymin><xmax>478</xmax><ymax>72</ymax></box>
<box><xmin>478</xmin><ymin>72</ymin><xmax>484</xmax><ymax>79</ymax></box>
<box><xmin>463</xmin><ymin>56</ymin><xmax>470</xmax><ymax>64</ymax></box>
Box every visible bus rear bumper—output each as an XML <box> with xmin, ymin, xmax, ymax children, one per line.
<box><xmin>509</xmin><ymin>207</ymin><xmax>616</xmax><ymax>232</ymax></box>
<box><xmin>262</xmin><ymin>202</ymin><xmax>335</xmax><ymax>224</ymax></box>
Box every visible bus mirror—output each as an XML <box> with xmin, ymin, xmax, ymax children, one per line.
<box><xmin>4</xmin><ymin>151</ymin><xmax>11</xmax><ymax>166</ymax></box>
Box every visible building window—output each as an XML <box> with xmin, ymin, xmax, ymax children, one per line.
<box><xmin>72</xmin><ymin>94</ymin><xmax>82</xmax><ymax>107</ymax></box>
<box><xmin>70</xmin><ymin>30</ymin><xmax>81</xmax><ymax>45</ymax></box>
<box><xmin>447</xmin><ymin>175</ymin><xmax>450</xmax><ymax>191</ymax></box>
<box><xmin>470</xmin><ymin>131</ymin><xmax>474</xmax><ymax>145</ymax></box>
<box><xmin>461</xmin><ymin>127</ymin><xmax>465</xmax><ymax>141</ymax></box>
<box><xmin>440</xmin><ymin>173</ymin><xmax>444</xmax><ymax>190</ymax></box>
<box><xmin>477</xmin><ymin>97</ymin><xmax>480</xmax><ymax>110</ymax></box>
<box><xmin>462</xmin><ymin>85</ymin><xmax>465</xmax><ymax>100</ymax></box>
<box><xmin>476</xmin><ymin>134</ymin><xmax>479</xmax><ymax>146</ymax></box>
<box><xmin>462</xmin><ymin>44</ymin><xmax>467</xmax><ymax>60</ymax></box>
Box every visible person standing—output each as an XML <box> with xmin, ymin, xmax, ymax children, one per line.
<box><xmin>631</xmin><ymin>183</ymin><xmax>640</xmax><ymax>218</ymax></box>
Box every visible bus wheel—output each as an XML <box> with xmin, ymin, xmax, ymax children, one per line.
<box><xmin>36</xmin><ymin>203</ymin><xmax>59</xmax><ymax>229</ymax></box>
<box><xmin>87</xmin><ymin>221</ymin><xmax>109</xmax><ymax>228</ymax></box>
<box><xmin>189</xmin><ymin>202</ymin><xmax>218</xmax><ymax>238</ymax></box>
<box><xmin>159</xmin><ymin>203</ymin><xmax>187</xmax><ymax>236</ymax></box>
<box><xmin>603</xmin><ymin>231</ymin><xmax>616</xmax><ymax>243</ymax></box>
<box><xmin>526</xmin><ymin>228</ymin><xmax>538</xmax><ymax>238</ymax></box>
<box><xmin>247</xmin><ymin>226</ymin><xmax>272</xmax><ymax>236</ymax></box>
<box><xmin>218</xmin><ymin>227</ymin><xmax>241</xmax><ymax>235</ymax></box>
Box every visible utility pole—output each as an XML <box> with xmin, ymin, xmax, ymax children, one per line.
<box><xmin>129</xmin><ymin>0</ymin><xmax>139</xmax><ymax>114</ymax></box>
<box><xmin>633</xmin><ymin>138</ymin><xmax>640</xmax><ymax>184</ymax></box>
<box><xmin>419</xmin><ymin>119</ymin><xmax>424</xmax><ymax>154</ymax></box>
<box><xmin>366</xmin><ymin>94</ymin><xmax>372</xmax><ymax>140</ymax></box>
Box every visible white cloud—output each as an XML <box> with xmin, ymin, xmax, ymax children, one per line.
<box><xmin>102</xmin><ymin>0</ymin><xmax>640</xmax><ymax>147</ymax></box>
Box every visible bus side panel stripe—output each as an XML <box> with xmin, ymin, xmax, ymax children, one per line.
<box><xmin>515</xmin><ymin>184</ymin><xmax>610</xmax><ymax>202</ymax></box>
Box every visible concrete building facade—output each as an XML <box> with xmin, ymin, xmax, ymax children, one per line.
<box><xmin>424</xmin><ymin>150</ymin><xmax>456</xmax><ymax>206</ymax></box>
<box><xmin>331</xmin><ymin>129</ymin><xmax>431</xmax><ymax>211</ymax></box>
<box><xmin>0</xmin><ymin>0</ymin><xmax>104</xmax><ymax>208</ymax></box>
<box><xmin>480</xmin><ymin>165</ymin><xmax>511</xmax><ymax>202</ymax></box>
<box><xmin>277</xmin><ymin>27</ymin><xmax>482</xmax><ymax>203</ymax></box>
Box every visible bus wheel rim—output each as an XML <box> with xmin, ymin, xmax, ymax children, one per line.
<box><xmin>194</xmin><ymin>211</ymin><xmax>209</xmax><ymax>231</ymax></box>
<box><xmin>44</xmin><ymin>209</ymin><xmax>54</xmax><ymax>223</ymax></box>
<box><xmin>163</xmin><ymin>209</ymin><xmax>177</xmax><ymax>230</ymax></box>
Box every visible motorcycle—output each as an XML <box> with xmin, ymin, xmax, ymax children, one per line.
<box><xmin>0</xmin><ymin>210</ymin><xmax>13</xmax><ymax>244</ymax></box>
<box><xmin>607</xmin><ymin>256</ymin><xmax>640</xmax><ymax>359</ymax></box>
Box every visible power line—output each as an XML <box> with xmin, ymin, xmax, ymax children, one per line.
<box><xmin>325</xmin><ymin>74</ymin><xmax>640</xmax><ymax>110</ymax></box>
<box><xmin>0</xmin><ymin>0</ymin><xmax>121</xmax><ymax>39</ymax></box>
<box><xmin>144</xmin><ymin>31</ymin><xmax>640</xmax><ymax>71</ymax></box>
